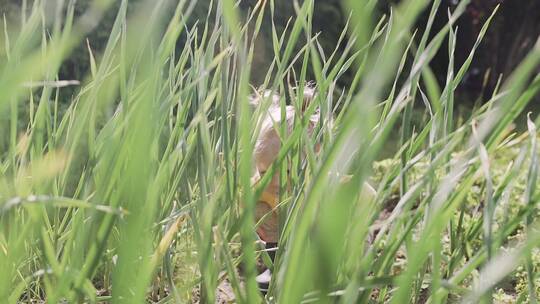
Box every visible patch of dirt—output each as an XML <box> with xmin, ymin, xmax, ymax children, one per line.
<box><xmin>191</xmin><ymin>279</ymin><xmax>242</xmax><ymax>304</ymax></box>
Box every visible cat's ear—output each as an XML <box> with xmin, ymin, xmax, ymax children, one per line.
<box><xmin>249</xmin><ymin>89</ymin><xmax>280</xmax><ymax>110</ymax></box>
<box><xmin>301</xmin><ymin>82</ymin><xmax>316</xmax><ymax>112</ymax></box>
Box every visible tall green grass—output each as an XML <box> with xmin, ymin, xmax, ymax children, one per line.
<box><xmin>0</xmin><ymin>0</ymin><xmax>539</xmax><ymax>303</ymax></box>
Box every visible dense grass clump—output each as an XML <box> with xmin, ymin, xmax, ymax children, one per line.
<box><xmin>0</xmin><ymin>0</ymin><xmax>539</xmax><ymax>303</ymax></box>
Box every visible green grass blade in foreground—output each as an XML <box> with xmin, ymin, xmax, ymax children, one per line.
<box><xmin>524</xmin><ymin>116</ymin><xmax>538</xmax><ymax>304</ymax></box>
<box><xmin>220</xmin><ymin>0</ymin><xmax>262</xmax><ymax>301</ymax></box>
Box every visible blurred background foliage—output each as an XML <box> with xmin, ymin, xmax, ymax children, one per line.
<box><xmin>1</xmin><ymin>0</ymin><xmax>539</xmax><ymax>104</ymax></box>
